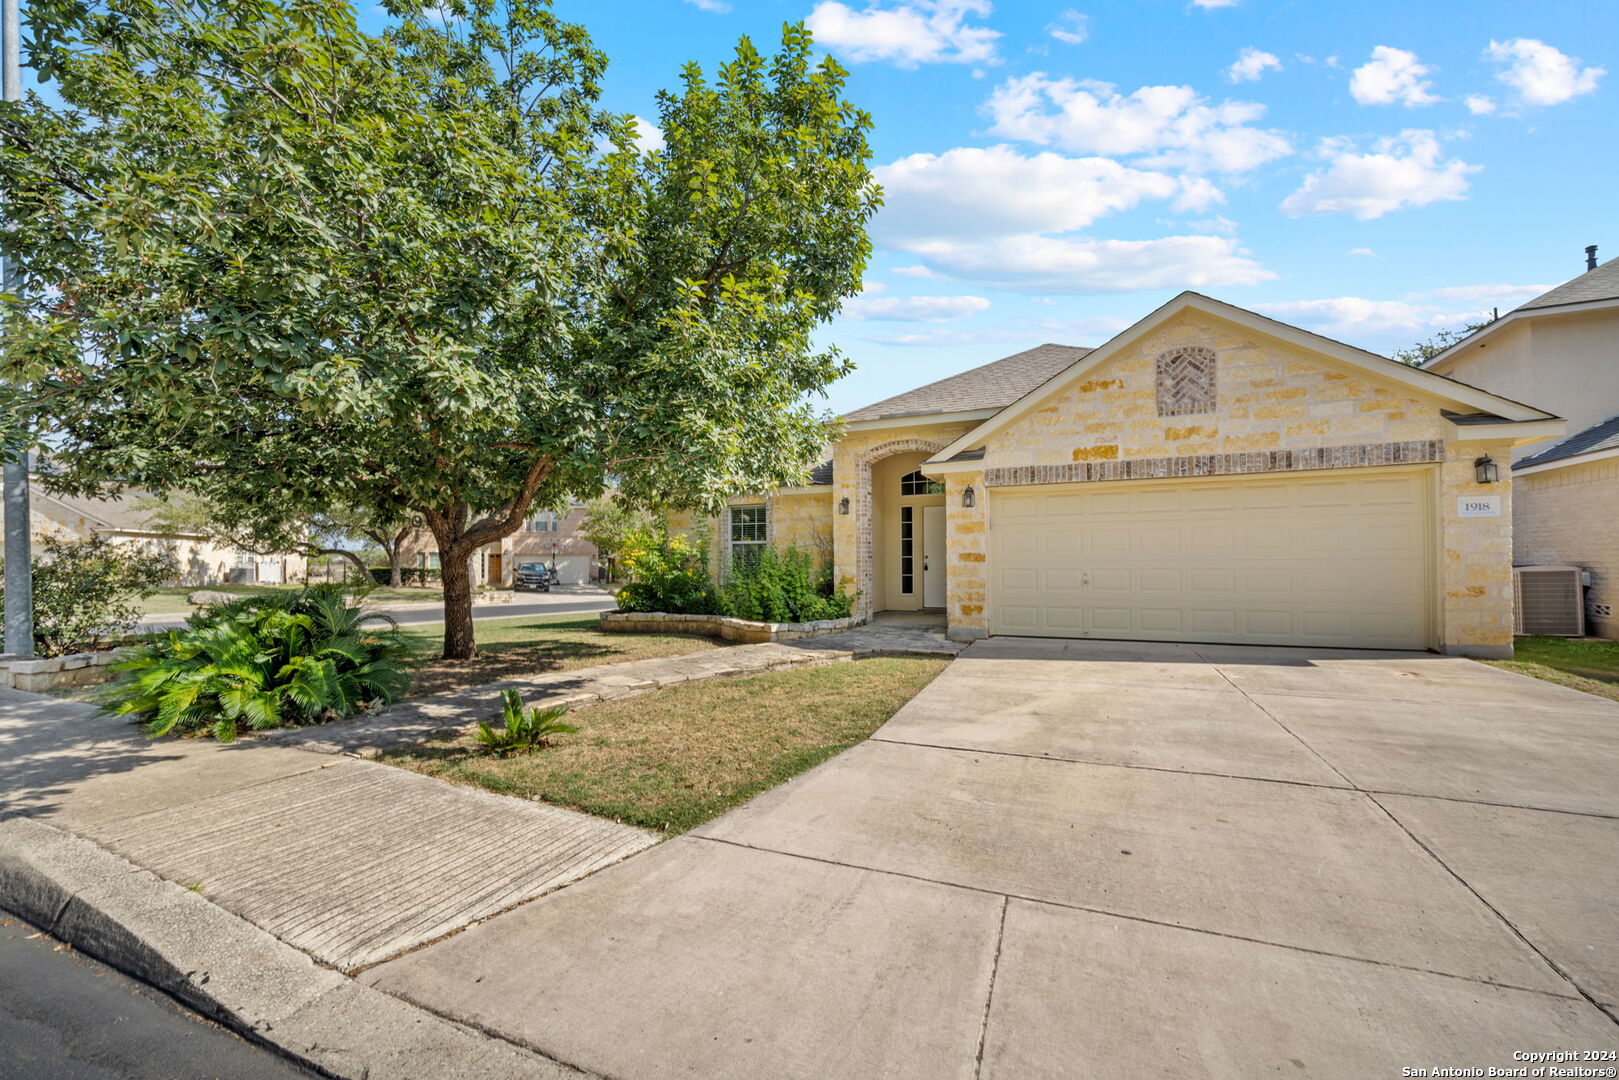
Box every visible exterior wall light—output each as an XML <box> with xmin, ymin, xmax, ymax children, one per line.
<box><xmin>838</xmin><ymin>496</ymin><xmax>850</xmax><ymax>515</ymax></box>
<box><xmin>1474</xmin><ymin>455</ymin><xmax>1499</xmax><ymax>484</ymax></box>
<box><xmin>962</xmin><ymin>486</ymin><xmax>976</xmax><ymax>508</ymax></box>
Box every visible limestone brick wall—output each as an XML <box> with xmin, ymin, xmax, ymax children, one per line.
<box><xmin>1514</xmin><ymin>458</ymin><xmax>1619</xmax><ymax>639</ymax></box>
<box><xmin>943</xmin><ymin>470</ymin><xmax>988</xmax><ymax>638</ymax></box>
<box><xmin>973</xmin><ymin>312</ymin><xmax>1518</xmax><ymax>657</ymax></box>
<box><xmin>1437</xmin><ymin>441</ymin><xmax>1516</xmax><ymax>656</ymax></box>
<box><xmin>766</xmin><ymin>490</ymin><xmax>835</xmax><ymax>564</ymax></box>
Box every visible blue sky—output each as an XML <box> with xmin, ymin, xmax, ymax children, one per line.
<box><xmin>539</xmin><ymin>0</ymin><xmax>1614</xmax><ymax>415</ymax></box>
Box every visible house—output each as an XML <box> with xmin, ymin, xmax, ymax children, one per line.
<box><xmin>401</xmin><ymin>504</ymin><xmax>603</xmax><ymax>588</ymax></box>
<box><xmin>1423</xmin><ymin>249</ymin><xmax>1619</xmax><ymax>638</ymax></box>
<box><xmin>0</xmin><ymin>475</ymin><xmax>306</xmax><ymax>586</ymax></box>
<box><xmin>676</xmin><ymin>291</ymin><xmax>1564</xmax><ymax>658</ymax></box>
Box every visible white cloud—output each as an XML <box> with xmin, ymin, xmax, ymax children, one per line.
<box><xmin>1418</xmin><ymin>283</ymin><xmax>1552</xmax><ymax>304</ymax></box>
<box><xmin>1485</xmin><ymin>38</ymin><xmax>1604</xmax><ymax>107</ymax></box>
<box><xmin>983</xmin><ymin>73</ymin><xmax>1290</xmax><ymax>172</ymax></box>
<box><xmin>805</xmin><ymin>0</ymin><xmax>999</xmax><ymax>68</ymax></box>
<box><xmin>841</xmin><ymin>294</ymin><xmax>991</xmax><ymax>321</ymax></box>
<box><xmin>1349</xmin><ymin>46</ymin><xmax>1440</xmax><ymax>107</ymax></box>
<box><xmin>1347</xmin><ymin>247</ymin><xmax>1381</xmax><ymax>258</ymax></box>
<box><xmin>681</xmin><ymin>0</ymin><xmax>731</xmax><ymax>11</ymax></box>
<box><xmin>899</xmin><ymin>234</ymin><xmax>1272</xmax><ymax>293</ymax></box>
<box><xmin>892</xmin><ymin>264</ymin><xmax>940</xmax><ymax>278</ymax></box>
<box><xmin>1047</xmin><ymin>9</ymin><xmax>1088</xmax><ymax>45</ymax></box>
<box><xmin>1226</xmin><ymin>48</ymin><xmax>1281</xmax><ymax>84</ymax></box>
<box><xmin>1258</xmin><ymin>283</ymin><xmax>1549</xmax><ymax>342</ymax></box>
<box><xmin>1190</xmin><ymin>0</ymin><xmax>1238</xmax><ymax>9</ymax></box>
<box><xmin>873</xmin><ymin>145</ymin><xmax>1209</xmax><ymax>240</ymax></box>
<box><xmin>630</xmin><ymin>115</ymin><xmax>665</xmax><ymax>154</ymax></box>
<box><xmin>1464</xmin><ymin>94</ymin><xmax>1496</xmax><ymax>115</ymax></box>
<box><xmin>1280</xmin><ymin>130</ymin><xmax>1478</xmax><ymax>220</ymax></box>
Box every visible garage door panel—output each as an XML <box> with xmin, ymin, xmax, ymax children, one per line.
<box><xmin>989</xmin><ymin>470</ymin><xmax>1431</xmax><ymax>649</ymax></box>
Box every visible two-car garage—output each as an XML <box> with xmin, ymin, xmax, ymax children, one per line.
<box><xmin>987</xmin><ymin>469</ymin><xmax>1434</xmax><ymax>651</ymax></box>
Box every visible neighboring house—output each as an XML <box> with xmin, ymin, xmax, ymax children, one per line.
<box><xmin>0</xmin><ymin>478</ymin><xmax>306</xmax><ymax>586</ymax></box>
<box><xmin>1423</xmin><ymin>250</ymin><xmax>1619</xmax><ymax>638</ymax></box>
<box><xmin>401</xmin><ymin>504</ymin><xmax>602</xmax><ymax>588</ymax></box>
<box><xmin>675</xmin><ymin>291</ymin><xmax>1563</xmax><ymax>658</ymax></box>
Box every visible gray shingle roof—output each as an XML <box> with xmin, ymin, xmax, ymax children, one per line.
<box><xmin>843</xmin><ymin>343</ymin><xmax>1092</xmax><ymax>422</ymax></box>
<box><xmin>36</xmin><ymin>487</ymin><xmax>169</xmax><ymax>533</ymax></box>
<box><xmin>1514</xmin><ymin>257</ymin><xmax>1619</xmax><ymax>312</ymax></box>
<box><xmin>1516</xmin><ymin>414</ymin><xmax>1619</xmax><ymax>469</ymax></box>
<box><xmin>807</xmin><ymin>461</ymin><xmax>834</xmax><ymax>486</ymax></box>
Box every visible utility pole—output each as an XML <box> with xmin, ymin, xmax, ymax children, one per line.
<box><xmin>1</xmin><ymin>0</ymin><xmax>33</xmax><ymax>658</ymax></box>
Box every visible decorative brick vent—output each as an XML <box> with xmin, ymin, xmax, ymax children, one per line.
<box><xmin>986</xmin><ymin>439</ymin><xmax>1446</xmax><ymax>488</ymax></box>
<box><xmin>1156</xmin><ymin>347</ymin><xmax>1218</xmax><ymax>416</ymax></box>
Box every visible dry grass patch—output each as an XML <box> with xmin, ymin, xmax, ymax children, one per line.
<box><xmin>1485</xmin><ymin>635</ymin><xmax>1619</xmax><ymax>704</ymax></box>
<box><xmin>400</xmin><ymin>613</ymin><xmax>724</xmax><ymax>697</ymax></box>
<box><xmin>384</xmin><ymin>655</ymin><xmax>949</xmax><ymax>833</ymax></box>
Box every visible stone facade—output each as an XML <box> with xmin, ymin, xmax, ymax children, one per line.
<box><xmin>953</xmin><ymin>311</ymin><xmax>1517</xmax><ymax>656</ymax></box>
<box><xmin>1</xmin><ymin>650</ymin><xmax>127</xmax><ymax>692</ymax></box>
<box><xmin>1514</xmin><ymin>457</ymin><xmax>1619</xmax><ymax>639</ymax></box>
<box><xmin>599</xmin><ymin>610</ymin><xmax>864</xmax><ymax>645</ymax></box>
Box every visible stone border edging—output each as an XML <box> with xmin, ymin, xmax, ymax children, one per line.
<box><xmin>600</xmin><ymin>610</ymin><xmax>865</xmax><ymax>644</ymax></box>
<box><xmin>0</xmin><ymin>649</ymin><xmax>126</xmax><ymax>692</ymax></box>
<box><xmin>0</xmin><ymin>816</ymin><xmax>591</xmax><ymax>1080</ymax></box>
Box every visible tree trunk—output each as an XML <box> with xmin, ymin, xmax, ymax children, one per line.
<box><xmin>438</xmin><ymin>550</ymin><xmax>477</xmax><ymax>660</ymax></box>
<box><xmin>387</xmin><ymin>549</ymin><xmax>404</xmax><ymax>588</ymax></box>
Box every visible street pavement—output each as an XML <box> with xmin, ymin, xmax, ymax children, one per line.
<box><xmin>0</xmin><ymin>915</ymin><xmax>314</xmax><ymax>1080</ymax></box>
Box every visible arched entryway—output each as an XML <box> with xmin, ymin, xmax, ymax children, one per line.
<box><xmin>848</xmin><ymin>439</ymin><xmax>948</xmax><ymax>619</ymax></box>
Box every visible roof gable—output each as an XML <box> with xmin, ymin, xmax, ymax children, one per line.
<box><xmin>928</xmin><ymin>292</ymin><xmax>1557</xmax><ymax>465</ymax></box>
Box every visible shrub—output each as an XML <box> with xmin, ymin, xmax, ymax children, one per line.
<box><xmin>0</xmin><ymin>535</ymin><xmax>174</xmax><ymax>656</ymax></box>
<box><xmin>615</xmin><ymin>528</ymin><xmax>718</xmax><ymax>615</ymax></box>
<box><xmin>719</xmin><ymin>544</ymin><xmax>854</xmax><ymax>623</ymax></box>
<box><xmin>107</xmin><ymin>585</ymin><xmax>411</xmax><ymax>743</ymax></box>
<box><xmin>370</xmin><ymin>566</ymin><xmax>441</xmax><ymax>586</ymax></box>
<box><xmin>476</xmin><ymin>689</ymin><xmax>577</xmax><ymax>756</ymax></box>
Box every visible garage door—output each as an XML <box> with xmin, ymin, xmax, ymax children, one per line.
<box><xmin>989</xmin><ymin>470</ymin><xmax>1432</xmax><ymax>649</ymax></box>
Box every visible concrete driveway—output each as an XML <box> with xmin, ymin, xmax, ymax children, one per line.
<box><xmin>367</xmin><ymin>638</ymin><xmax>1619</xmax><ymax>1079</ymax></box>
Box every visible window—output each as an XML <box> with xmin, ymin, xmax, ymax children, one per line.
<box><xmin>899</xmin><ymin>506</ymin><xmax>915</xmax><ymax>595</ymax></box>
<box><xmin>899</xmin><ymin>469</ymin><xmax>945</xmax><ymax>496</ymax></box>
<box><xmin>417</xmin><ymin>552</ymin><xmax>441</xmax><ymax>570</ymax></box>
<box><xmin>525</xmin><ymin>512</ymin><xmax>559</xmax><ymax>533</ymax></box>
<box><xmin>729</xmin><ymin>505</ymin><xmax>768</xmax><ymax>569</ymax></box>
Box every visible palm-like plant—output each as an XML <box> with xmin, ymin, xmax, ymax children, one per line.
<box><xmin>475</xmin><ymin>688</ymin><xmax>577</xmax><ymax>756</ymax></box>
<box><xmin>110</xmin><ymin>585</ymin><xmax>411</xmax><ymax>743</ymax></box>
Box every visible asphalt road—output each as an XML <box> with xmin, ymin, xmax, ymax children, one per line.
<box><xmin>137</xmin><ymin>590</ymin><xmax>619</xmax><ymax>632</ymax></box>
<box><xmin>0</xmin><ymin>915</ymin><xmax>315</xmax><ymax>1080</ymax></box>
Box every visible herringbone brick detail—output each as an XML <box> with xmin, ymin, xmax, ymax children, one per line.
<box><xmin>1156</xmin><ymin>346</ymin><xmax>1217</xmax><ymax>416</ymax></box>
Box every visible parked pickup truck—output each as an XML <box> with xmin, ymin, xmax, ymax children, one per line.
<box><xmin>512</xmin><ymin>562</ymin><xmax>554</xmax><ymax>592</ymax></box>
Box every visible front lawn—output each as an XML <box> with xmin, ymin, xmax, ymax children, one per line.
<box><xmin>399</xmin><ymin>613</ymin><xmax>724</xmax><ymax>697</ymax></box>
<box><xmin>134</xmin><ymin>583</ymin><xmax>444</xmax><ymax>615</ymax></box>
<box><xmin>1486</xmin><ymin>635</ymin><xmax>1619</xmax><ymax>703</ymax></box>
<box><xmin>384</xmin><ymin>655</ymin><xmax>949</xmax><ymax>833</ymax></box>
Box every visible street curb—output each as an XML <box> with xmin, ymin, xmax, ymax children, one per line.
<box><xmin>0</xmin><ymin>816</ymin><xmax>593</xmax><ymax>1079</ymax></box>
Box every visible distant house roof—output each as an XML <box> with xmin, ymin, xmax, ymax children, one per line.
<box><xmin>1516</xmin><ymin>413</ymin><xmax>1619</xmax><ymax>470</ymax></box>
<box><xmin>843</xmin><ymin>343</ymin><xmax>1092</xmax><ymax>422</ymax></box>
<box><xmin>35</xmin><ymin>486</ymin><xmax>182</xmax><ymax>535</ymax></box>
<box><xmin>1514</xmin><ymin>257</ymin><xmax>1619</xmax><ymax>312</ymax></box>
<box><xmin>807</xmin><ymin>460</ymin><xmax>834</xmax><ymax>486</ymax></box>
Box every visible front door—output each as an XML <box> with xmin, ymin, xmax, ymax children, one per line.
<box><xmin>922</xmin><ymin>505</ymin><xmax>947</xmax><ymax>609</ymax></box>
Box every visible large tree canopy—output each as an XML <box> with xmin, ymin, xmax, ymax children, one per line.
<box><xmin>1</xmin><ymin>0</ymin><xmax>878</xmax><ymax>657</ymax></box>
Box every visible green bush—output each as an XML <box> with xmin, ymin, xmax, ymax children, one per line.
<box><xmin>369</xmin><ymin>566</ymin><xmax>441</xmax><ymax>586</ymax></box>
<box><xmin>0</xmin><ymin>535</ymin><xmax>174</xmax><ymax>656</ymax></box>
<box><xmin>476</xmin><ymin>689</ymin><xmax>577</xmax><ymax>756</ymax></box>
<box><xmin>107</xmin><ymin>585</ymin><xmax>411</xmax><ymax>743</ymax></box>
<box><xmin>719</xmin><ymin>544</ymin><xmax>854</xmax><ymax>623</ymax></box>
<box><xmin>615</xmin><ymin>528</ymin><xmax>719</xmax><ymax>615</ymax></box>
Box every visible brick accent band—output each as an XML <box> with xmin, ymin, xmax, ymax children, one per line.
<box><xmin>984</xmin><ymin>439</ymin><xmax>1446</xmax><ymax>488</ymax></box>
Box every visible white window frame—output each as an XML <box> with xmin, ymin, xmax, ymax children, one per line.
<box><xmin>728</xmin><ymin>505</ymin><xmax>768</xmax><ymax>571</ymax></box>
<box><xmin>526</xmin><ymin>511</ymin><xmax>560</xmax><ymax>534</ymax></box>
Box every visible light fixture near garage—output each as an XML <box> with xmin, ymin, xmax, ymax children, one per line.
<box><xmin>1473</xmin><ymin>455</ymin><xmax>1499</xmax><ymax>484</ymax></box>
<box><xmin>838</xmin><ymin>496</ymin><xmax>850</xmax><ymax>515</ymax></box>
<box><xmin>962</xmin><ymin>486</ymin><xmax>976</xmax><ymax>508</ymax></box>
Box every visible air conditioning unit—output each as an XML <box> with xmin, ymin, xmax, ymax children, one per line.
<box><xmin>1513</xmin><ymin>565</ymin><xmax>1588</xmax><ymax>636</ymax></box>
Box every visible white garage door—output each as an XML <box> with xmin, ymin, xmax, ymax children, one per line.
<box><xmin>553</xmin><ymin>555</ymin><xmax>592</xmax><ymax>585</ymax></box>
<box><xmin>989</xmin><ymin>470</ymin><xmax>1432</xmax><ymax>650</ymax></box>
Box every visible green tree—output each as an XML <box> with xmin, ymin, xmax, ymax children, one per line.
<box><xmin>1</xmin><ymin>0</ymin><xmax>876</xmax><ymax>658</ymax></box>
<box><xmin>577</xmin><ymin>493</ymin><xmax>656</xmax><ymax>578</ymax></box>
<box><xmin>0</xmin><ymin>535</ymin><xmax>173</xmax><ymax>656</ymax></box>
<box><xmin>1393</xmin><ymin>321</ymin><xmax>1490</xmax><ymax>366</ymax></box>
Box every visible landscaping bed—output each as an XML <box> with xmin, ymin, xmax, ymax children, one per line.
<box><xmin>383</xmin><ymin>655</ymin><xmax>949</xmax><ymax>833</ymax></box>
<box><xmin>1486</xmin><ymin>635</ymin><xmax>1619</xmax><ymax>703</ymax></box>
<box><xmin>399</xmin><ymin>612</ymin><xmax>726</xmax><ymax>698</ymax></box>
